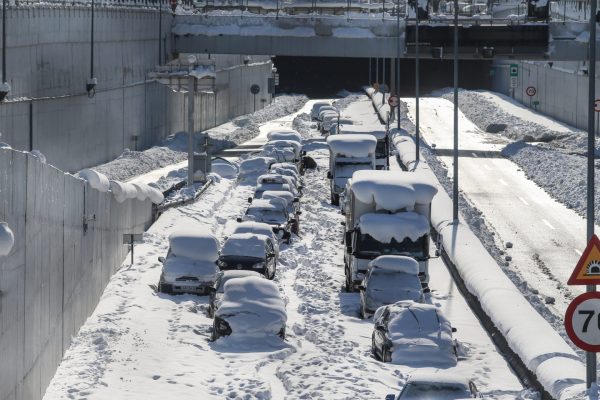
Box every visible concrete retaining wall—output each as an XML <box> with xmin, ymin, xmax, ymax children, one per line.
<box><xmin>492</xmin><ymin>60</ymin><xmax>597</xmax><ymax>131</ymax></box>
<box><xmin>0</xmin><ymin>147</ymin><xmax>154</xmax><ymax>400</ymax></box>
<box><xmin>0</xmin><ymin>6</ymin><xmax>272</xmax><ymax>173</ymax></box>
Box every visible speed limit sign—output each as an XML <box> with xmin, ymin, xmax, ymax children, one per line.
<box><xmin>565</xmin><ymin>292</ymin><xmax>600</xmax><ymax>352</ymax></box>
<box><xmin>388</xmin><ymin>95</ymin><xmax>399</xmax><ymax>108</ymax></box>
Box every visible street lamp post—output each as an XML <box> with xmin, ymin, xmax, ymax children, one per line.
<box><xmin>397</xmin><ymin>0</ymin><xmax>401</xmax><ymax>131</ymax></box>
<box><xmin>453</xmin><ymin>0</ymin><xmax>459</xmax><ymax>221</ymax></box>
<box><xmin>0</xmin><ymin>0</ymin><xmax>10</xmax><ymax>101</ymax></box>
<box><xmin>415</xmin><ymin>3</ymin><xmax>420</xmax><ymax>161</ymax></box>
<box><xmin>187</xmin><ymin>74</ymin><xmax>196</xmax><ymax>186</ymax></box>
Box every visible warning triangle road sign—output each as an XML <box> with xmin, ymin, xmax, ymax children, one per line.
<box><xmin>568</xmin><ymin>235</ymin><xmax>600</xmax><ymax>285</ymax></box>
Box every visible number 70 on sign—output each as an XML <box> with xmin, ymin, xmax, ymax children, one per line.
<box><xmin>565</xmin><ymin>292</ymin><xmax>600</xmax><ymax>352</ymax></box>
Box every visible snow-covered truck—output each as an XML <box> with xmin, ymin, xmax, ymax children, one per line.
<box><xmin>338</xmin><ymin>125</ymin><xmax>389</xmax><ymax>170</ymax></box>
<box><xmin>326</xmin><ymin>134</ymin><xmax>377</xmax><ymax>206</ymax></box>
<box><xmin>342</xmin><ymin>170</ymin><xmax>437</xmax><ymax>291</ymax></box>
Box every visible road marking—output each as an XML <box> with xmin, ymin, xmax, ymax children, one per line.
<box><xmin>498</xmin><ymin>178</ymin><xmax>508</xmax><ymax>186</ymax></box>
<box><xmin>472</xmin><ymin>152</ymin><xmax>479</xmax><ymax>158</ymax></box>
<box><xmin>574</xmin><ymin>248</ymin><xmax>583</xmax><ymax>256</ymax></box>
<box><xmin>518</xmin><ymin>196</ymin><xmax>529</xmax><ymax>206</ymax></box>
<box><xmin>484</xmin><ymin>164</ymin><xmax>492</xmax><ymax>171</ymax></box>
<box><xmin>542</xmin><ymin>219</ymin><xmax>556</xmax><ymax>230</ymax></box>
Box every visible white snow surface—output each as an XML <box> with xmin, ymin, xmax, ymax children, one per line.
<box><xmin>369</xmin><ymin>255</ymin><xmax>420</xmax><ymax>275</ymax></box>
<box><xmin>78</xmin><ymin>168</ymin><xmax>110</xmax><ymax>192</ymax></box>
<box><xmin>43</xmin><ymin>97</ymin><xmax>528</xmax><ymax>400</ymax></box>
<box><xmin>327</xmin><ymin>133</ymin><xmax>377</xmax><ymax>157</ymax></box>
<box><xmin>216</xmin><ymin>277</ymin><xmax>287</xmax><ymax>337</ymax></box>
<box><xmin>238</xmin><ymin>156</ymin><xmax>275</xmax><ymax>180</ymax></box>
<box><xmin>266</xmin><ymin>130</ymin><xmax>303</xmax><ymax>143</ymax></box>
<box><xmin>109</xmin><ymin>180</ymin><xmax>138</xmax><ymax>203</ymax></box>
<box><xmin>168</xmin><ymin>230</ymin><xmax>219</xmax><ymax>262</ymax></box>
<box><xmin>30</xmin><ymin>149</ymin><xmax>47</xmax><ymax>163</ymax></box>
<box><xmin>359</xmin><ymin>212</ymin><xmax>430</xmax><ymax>243</ymax></box>
<box><xmin>0</xmin><ymin>222</ymin><xmax>14</xmax><ymax>256</ymax></box>
<box><xmin>221</xmin><ymin>233</ymin><xmax>268</xmax><ymax>258</ymax></box>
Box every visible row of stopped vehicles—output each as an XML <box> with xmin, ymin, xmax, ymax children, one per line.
<box><xmin>156</xmin><ymin>128</ymin><xmax>307</xmax><ymax>341</ymax></box>
<box><xmin>316</xmin><ymin>99</ymin><xmax>482</xmax><ymax>398</ymax></box>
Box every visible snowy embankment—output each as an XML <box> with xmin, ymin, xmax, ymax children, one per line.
<box><xmin>435</xmin><ymin>89</ymin><xmax>600</xmax><ymax>225</ymax></box>
<box><xmin>364</xmin><ymin>89</ymin><xmax>589</xmax><ymax>399</ymax></box>
<box><xmin>92</xmin><ymin>94</ymin><xmax>308</xmax><ymax>183</ymax></box>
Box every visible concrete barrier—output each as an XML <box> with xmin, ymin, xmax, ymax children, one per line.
<box><xmin>0</xmin><ymin>147</ymin><xmax>153</xmax><ymax>400</ymax></box>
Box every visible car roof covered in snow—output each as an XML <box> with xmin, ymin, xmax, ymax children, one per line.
<box><xmin>369</xmin><ymin>255</ymin><xmax>420</xmax><ymax>275</ymax></box>
<box><xmin>257</xmin><ymin>173</ymin><xmax>292</xmax><ymax>185</ymax></box>
<box><xmin>248</xmin><ymin>199</ymin><xmax>286</xmax><ymax>211</ymax></box>
<box><xmin>266</xmin><ymin>130</ymin><xmax>303</xmax><ymax>143</ymax></box>
<box><xmin>239</xmin><ymin>156</ymin><xmax>275</xmax><ymax>176</ymax></box>
<box><xmin>358</xmin><ymin>212</ymin><xmax>430</xmax><ymax>243</ymax></box>
<box><xmin>271</xmin><ymin>163</ymin><xmax>299</xmax><ymax>173</ymax></box>
<box><xmin>327</xmin><ymin>134</ymin><xmax>377</xmax><ymax>158</ymax></box>
<box><xmin>216</xmin><ymin>276</ymin><xmax>287</xmax><ymax>335</ymax></box>
<box><xmin>406</xmin><ymin>371</ymin><xmax>470</xmax><ymax>389</ymax></box>
<box><xmin>350</xmin><ymin>170</ymin><xmax>437</xmax><ymax>210</ymax></box>
<box><xmin>232</xmin><ymin>221</ymin><xmax>276</xmax><ymax>238</ymax></box>
<box><xmin>221</xmin><ymin>233</ymin><xmax>268</xmax><ymax>258</ymax></box>
<box><xmin>262</xmin><ymin>190</ymin><xmax>295</xmax><ymax>202</ymax></box>
<box><xmin>265</xmin><ymin>140</ymin><xmax>302</xmax><ymax>154</ymax></box>
<box><xmin>168</xmin><ymin>230</ymin><xmax>219</xmax><ymax>262</ymax></box>
<box><xmin>339</xmin><ymin>125</ymin><xmax>387</xmax><ymax>140</ymax></box>
<box><xmin>375</xmin><ymin>301</ymin><xmax>452</xmax><ymax>338</ymax></box>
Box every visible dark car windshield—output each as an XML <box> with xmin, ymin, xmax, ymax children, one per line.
<box><xmin>219</xmin><ymin>255</ymin><xmax>264</xmax><ymax>269</ymax></box>
<box><xmin>356</xmin><ymin>234</ymin><xmax>428</xmax><ymax>259</ymax></box>
<box><xmin>375</xmin><ymin>141</ymin><xmax>387</xmax><ymax>158</ymax></box>
<box><xmin>399</xmin><ymin>383</ymin><xmax>472</xmax><ymax>400</ymax></box>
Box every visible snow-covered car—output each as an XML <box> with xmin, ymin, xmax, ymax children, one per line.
<box><xmin>158</xmin><ymin>230</ymin><xmax>220</xmax><ymax>295</ymax></box>
<box><xmin>229</xmin><ymin>221</ymin><xmax>280</xmax><ymax>258</ymax></box>
<box><xmin>257</xmin><ymin>173</ymin><xmax>298</xmax><ymax>190</ymax></box>
<box><xmin>239</xmin><ymin>199</ymin><xmax>296</xmax><ymax>242</ymax></box>
<box><xmin>261</xmin><ymin>190</ymin><xmax>301</xmax><ymax>216</ymax></box>
<box><xmin>262</xmin><ymin>147</ymin><xmax>296</xmax><ymax>163</ymax></box>
<box><xmin>393</xmin><ymin>372</ymin><xmax>480</xmax><ymax>399</ymax></box>
<box><xmin>271</xmin><ymin>162</ymin><xmax>300</xmax><ymax>177</ymax></box>
<box><xmin>358</xmin><ymin>256</ymin><xmax>427</xmax><ymax>319</ymax></box>
<box><xmin>310</xmin><ymin>101</ymin><xmax>332</xmax><ymax>120</ymax></box>
<box><xmin>328</xmin><ymin>119</ymin><xmax>355</xmax><ymax>135</ymax></box>
<box><xmin>266</xmin><ymin>129</ymin><xmax>303</xmax><ymax>143</ymax></box>
<box><xmin>218</xmin><ymin>233</ymin><xmax>278</xmax><ymax>279</ymax></box>
<box><xmin>317</xmin><ymin>106</ymin><xmax>337</xmax><ymax>121</ymax></box>
<box><xmin>322</xmin><ymin>114</ymin><xmax>352</xmax><ymax>133</ymax></box>
<box><xmin>264</xmin><ymin>140</ymin><xmax>303</xmax><ymax>159</ymax></box>
<box><xmin>372</xmin><ymin>301</ymin><xmax>457</xmax><ymax>366</ymax></box>
<box><xmin>238</xmin><ymin>156</ymin><xmax>275</xmax><ymax>181</ymax></box>
<box><xmin>212</xmin><ymin>276</ymin><xmax>287</xmax><ymax>340</ymax></box>
<box><xmin>208</xmin><ymin>270</ymin><xmax>265</xmax><ymax>317</ymax></box>
<box><xmin>211</xmin><ymin>157</ymin><xmax>238</xmax><ymax>179</ymax></box>
<box><xmin>270</xmin><ymin>165</ymin><xmax>301</xmax><ymax>183</ymax></box>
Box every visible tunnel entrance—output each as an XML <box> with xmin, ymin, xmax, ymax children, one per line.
<box><xmin>273</xmin><ymin>56</ymin><xmax>494</xmax><ymax>98</ymax></box>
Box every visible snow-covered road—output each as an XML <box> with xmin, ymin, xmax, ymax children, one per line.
<box><xmin>403</xmin><ymin>96</ymin><xmax>594</xmax><ymax>320</ymax></box>
<box><xmin>43</xmin><ymin>97</ymin><xmax>525</xmax><ymax>400</ymax></box>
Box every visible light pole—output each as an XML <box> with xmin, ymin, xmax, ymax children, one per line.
<box><xmin>453</xmin><ymin>0</ymin><xmax>459</xmax><ymax>221</ymax></box>
<box><xmin>187</xmin><ymin>71</ymin><xmax>196</xmax><ymax>186</ymax></box>
<box><xmin>396</xmin><ymin>0</ymin><xmax>401</xmax><ymax>131</ymax></box>
<box><xmin>415</xmin><ymin>2</ymin><xmax>420</xmax><ymax>161</ymax></box>
<box><xmin>0</xmin><ymin>0</ymin><xmax>10</xmax><ymax>101</ymax></box>
<box><xmin>158</xmin><ymin>0</ymin><xmax>163</xmax><ymax>65</ymax></box>
<box><xmin>586</xmin><ymin>0</ymin><xmax>597</xmax><ymax>387</ymax></box>
<box><xmin>86</xmin><ymin>0</ymin><xmax>97</xmax><ymax>97</ymax></box>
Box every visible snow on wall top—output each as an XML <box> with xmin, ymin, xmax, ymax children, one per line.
<box><xmin>217</xmin><ymin>276</ymin><xmax>286</xmax><ymax>336</ymax></box>
<box><xmin>0</xmin><ymin>222</ymin><xmax>15</xmax><ymax>256</ymax></box>
<box><xmin>168</xmin><ymin>230</ymin><xmax>219</xmax><ymax>262</ymax></box>
<box><xmin>369</xmin><ymin>255</ymin><xmax>419</xmax><ymax>275</ymax></box>
<box><xmin>351</xmin><ymin>170</ymin><xmax>437</xmax><ymax>209</ymax></box>
<box><xmin>78</xmin><ymin>169</ymin><xmax>110</xmax><ymax>192</ymax></box>
<box><xmin>358</xmin><ymin>212</ymin><xmax>430</xmax><ymax>243</ymax></box>
<box><xmin>221</xmin><ymin>233</ymin><xmax>268</xmax><ymax>258</ymax></box>
<box><xmin>327</xmin><ymin>134</ymin><xmax>377</xmax><ymax>158</ymax></box>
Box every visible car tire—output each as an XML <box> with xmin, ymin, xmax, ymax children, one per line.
<box><xmin>292</xmin><ymin>220</ymin><xmax>299</xmax><ymax>235</ymax></box>
<box><xmin>158</xmin><ymin>282</ymin><xmax>173</xmax><ymax>294</ymax></box>
<box><xmin>359</xmin><ymin>303</ymin><xmax>367</xmax><ymax>319</ymax></box>
<box><xmin>344</xmin><ymin>268</ymin><xmax>354</xmax><ymax>293</ymax></box>
<box><xmin>278</xmin><ymin>326</ymin><xmax>286</xmax><ymax>340</ymax></box>
<box><xmin>331</xmin><ymin>193</ymin><xmax>339</xmax><ymax>206</ymax></box>
<box><xmin>382</xmin><ymin>346</ymin><xmax>391</xmax><ymax>363</ymax></box>
<box><xmin>372</xmin><ymin>334</ymin><xmax>379</xmax><ymax>360</ymax></box>
<box><xmin>207</xmin><ymin>305</ymin><xmax>214</xmax><ymax>318</ymax></box>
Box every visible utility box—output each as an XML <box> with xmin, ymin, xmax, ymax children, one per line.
<box><xmin>193</xmin><ymin>152</ymin><xmax>211</xmax><ymax>181</ymax></box>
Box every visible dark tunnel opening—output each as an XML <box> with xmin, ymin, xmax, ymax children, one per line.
<box><xmin>273</xmin><ymin>56</ymin><xmax>494</xmax><ymax>98</ymax></box>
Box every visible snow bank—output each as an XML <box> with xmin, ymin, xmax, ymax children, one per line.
<box><xmin>369</xmin><ymin>255</ymin><xmax>419</xmax><ymax>275</ymax></box>
<box><xmin>217</xmin><ymin>277</ymin><xmax>286</xmax><ymax>337</ymax></box>
<box><xmin>78</xmin><ymin>169</ymin><xmax>110</xmax><ymax>192</ymax></box>
<box><xmin>109</xmin><ymin>180</ymin><xmax>138</xmax><ymax>203</ymax></box>
<box><xmin>212</xmin><ymin>159</ymin><xmax>238</xmax><ymax>179</ymax></box>
<box><xmin>30</xmin><ymin>149</ymin><xmax>47</xmax><ymax>164</ymax></box>
<box><xmin>168</xmin><ymin>230</ymin><xmax>219</xmax><ymax>262</ymax></box>
<box><xmin>221</xmin><ymin>233</ymin><xmax>267</xmax><ymax>258</ymax></box>
<box><xmin>0</xmin><ymin>222</ymin><xmax>14</xmax><ymax>256</ymax></box>
<box><xmin>359</xmin><ymin>212</ymin><xmax>429</xmax><ymax>243</ymax></box>
<box><xmin>239</xmin><ymin>157</ymin><xmax>275</xmax><ymax>179</ymax></box>
<box><xmin>327</xmin><ymin>134</ymin><xmax>377</xmax><ymax>158</ymax></box>
<box><xmin>388</xmin><ymin>118</ymin><xmax>588</xmax><ymax>398</ymax></box>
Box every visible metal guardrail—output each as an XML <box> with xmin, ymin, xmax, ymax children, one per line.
<box><xmin>154</xmin><ymin>178</ymin><xmax>214</xmax><ymax>216</ymax></box>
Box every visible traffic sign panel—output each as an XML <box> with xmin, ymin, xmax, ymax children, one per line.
<box><xmin>565</xmin><ymin>292</ymin><xmax>600</xmax><ymax>352</ymax></box>
<box><xmin>526</xmin><ymin>86</ymin><xmax>536</xmax><ymax>97</ymax></box>
<box><xmin>568</xmin><ymin>234</ymin><xmax>600</xmax><ymax>285</ymax></box>
<box><xmin>388</xmin><ymin>95</ymin><xmax>399</xmax><ymax>108</ymax></box>
<box><xmin>595</xmin><ymin>99</ymin><xmax>600</xmax><ymax>113</ymax></box>
<box><xmin>510</xmin><ymin>76</ymin><xmax>517</xmax><ymax>89</ymax></box>
<box><xmin>510</xmin><ymin>64</ymin><xmax>518</xmax><ymax>77</ymax></box>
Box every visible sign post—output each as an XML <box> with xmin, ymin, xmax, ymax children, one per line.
<box><xmin>509</xmin><ymin>64</ymin><xmax>518</xmax><ymax>98</ymax></box>
<box><xmin>250</xmin><ymin>84</ymin><xmax>260</xmax><ymax>112</ymax></box>
<box><xmin>123</xmin><ymin>233</ymin><xmax>143</xmax><ymax>265</ymax></box>
<box><xmin>526</xmin><ymin>86</ymin><xmax>536</xmax><ymax>107</ymax></box>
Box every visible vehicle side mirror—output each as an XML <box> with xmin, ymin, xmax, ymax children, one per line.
<box><xmin>158</xmin><ymin>256</ymin><xmax>165</xmax><ymax>263</ymax></box>
<box><xmin>357</xmin><ymin>285</ymin><xmax>366</xmax><ymax>291</ymax></box>
<box><xmin>247</xmin><ymin>197</ymin><xmax>253</xmax><ymax>203</ymax></box>
<box><xmin>293</xmin><ymin>197</ymin><xmax>300</xmax><ymax>203</ymax></box>
<box><xmin>340</xmin><ymin>221</ymin><xmax>346</xmax><ymax>226</ymax></box>
<box><xmin>236</xmin><ymin>217</ymin><xmax>242</xmax><ymax>223</ymax></box>
<box><xmin>208</xmin><ymin>287</ymin><xmax>216</xmax><ymax>294</ymax></box>
<box><xmin>327</xmin><ymin>171</ymin><xmax>332</xmax><ymax>179</ymax></box>
<box><xmin>423</xmin><ymin>287</ymin><xmax>431</xmax><ymax>294</ymax></box>
<box><xmin>452</xmin><ymin>327</ymin><xmax>457</xmax><ymax>333</ymax></box>
<box><xmin>296</xmin><ymin>211</ymin><xmax>302</xmax><ymax>215</ymax></box>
